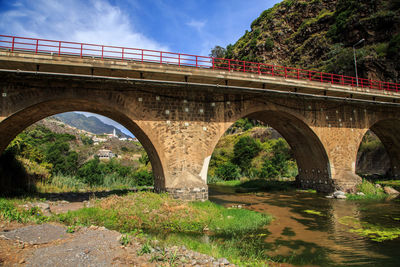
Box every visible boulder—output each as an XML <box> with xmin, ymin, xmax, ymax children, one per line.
<box><xmin>333</xmin><ymin>191</ymin><xmax>345</xmax><ymax>197</ymax></box>
<box><xmin>384</xmin><ymin>186</ymin><xmax>400</xmax><ymax>195</ymax></box>
<box><xmin>356</xmin><ymin>192</ymin><xmax>365</xmax><ymax>196</ymax></box>
<box><xmin>336</xmin><ymin>195</ymin><xmax>347</xmax><ymax>199</ymax></box>
<box><xmin>375</xmin><ymin>184</ymin><xmax>382</xmax><ymax>189</ymax></box>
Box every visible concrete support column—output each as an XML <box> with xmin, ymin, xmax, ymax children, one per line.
<box><xmin>313</xmin><ymin>126</ymin><xmax>367</xmax><ymax>192</ymax></box>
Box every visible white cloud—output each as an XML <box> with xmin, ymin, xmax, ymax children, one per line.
<box><xmin>0</xmin><ymin>0</ymin><xmax>167</xmax><ymax>50</ymax></box>
<box><xmin>186</xmin><ymin>19</ymin><xmax>206</xmax><ymax>32</ymax></box>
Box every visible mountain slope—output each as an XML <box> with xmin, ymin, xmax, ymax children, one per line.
<box><xmin>223</xmin><ymin>0</ymin><xmax>400</xmax><ymax>82</ymax></box>
<box><xmin>54</xmin><ymin>112</ymin><xmax>130</xmax><ymax>138</ymax></box>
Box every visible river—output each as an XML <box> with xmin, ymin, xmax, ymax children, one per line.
<box><xmin>208</xmin><ymin>184</ymin><xmax>400</xmax><ymax>266</ymax></box>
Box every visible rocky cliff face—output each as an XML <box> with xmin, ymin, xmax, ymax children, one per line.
<box><xmin>225</xmin><ymin>0</ymin><xmax>400</xmax><ymax>82</ymax></box>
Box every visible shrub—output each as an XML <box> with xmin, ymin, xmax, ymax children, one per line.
<box><xmin>132</xmin><ymin>170</ymin><xmax>153</xmax><ymax>186</ymax></box>
<box><xmin>215</xmin><ymin>162</ymin><xmax>240</xmax><ymax>180</ymax></box>
<box><xmin>387</xmin><ymin>33</ymin><xmax>400</xmax><ymax>58</ymax></box>
<box><xmin>77</xmin><ymin>157</ymin><xmax>103</xmax><ymax>186</ymax></box>
<box><xmin>265</xmin><ymin>37</ymin><xmax>274</xmax><ymax>51</ymax></box>
<box><xmin>232</xmin><ymin>136</ymin><xmax>261</xmax><ymax>175</ymax></box>
<box><xmin>259</xmin><ymin>160</ymin><xmax>279</xmax><ymax>179</ymax></box>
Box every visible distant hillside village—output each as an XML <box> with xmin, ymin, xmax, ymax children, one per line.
<box><xmin>92</xmin><ymin>129</ymin><xmax>138</xmax><ymax>145</ymax></box>
<box><xmin>48</xmin><ymin>117</ymin><xmax>139</xmax><ymax>160</ymax></box>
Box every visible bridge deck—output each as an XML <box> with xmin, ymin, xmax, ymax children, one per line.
<box><xmin>0</xmin><ymin>47</ymin><xmax>399</xmax><ymax>104</ymax></box>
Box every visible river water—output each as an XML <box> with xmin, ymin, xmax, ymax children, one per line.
<box><xmin>208</xmin><ymin>184</ymin><xmax>400</xmax><ymax>266</ymax></box>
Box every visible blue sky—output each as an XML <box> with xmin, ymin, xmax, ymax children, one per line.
<box><xmin>0</xmin><ymin>0</ymin><xmax>281</xmax><ymax>136</ymax></box>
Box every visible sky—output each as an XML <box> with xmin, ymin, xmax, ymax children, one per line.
<box><xmin>0</xmin><ymin>0</ymin><xmax>281</xmax><ymax>136</ymax></box>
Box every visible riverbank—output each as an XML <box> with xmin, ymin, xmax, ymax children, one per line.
<box><xmin>0</xmin><ymin>191</ymin><xmax>273</xmax><ymax>266</ymax></box>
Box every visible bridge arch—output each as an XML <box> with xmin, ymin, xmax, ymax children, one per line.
<box><xmin>357</xmin><ymin>118</ymin><xmax>400</xmax><ymax>178</ymax></box>
<box><xmin>0</xmin><ymin>98</ymin><xmax>166</xmax><ymax>190</ymax></box>
<box><xmin>207</xmin><ymin>106</ymin><xmax>332</xmax><ymax>192</ymax></box>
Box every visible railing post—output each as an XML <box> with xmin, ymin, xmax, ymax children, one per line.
<box><xmin>284</xmin><ymin>67</ymin><xmax>287</xmax><ymax>78</ymax></box>
<box><xmin>331</xmin><ymin>74</ymin><xmax>333</xmax><ymax>84</ymax></box>
<box><xmin>309</xmin><ymin>71</ymin><xmax>311</xmax><ymax>81</ymax></box>
<box><xmin>272</xmin><ymin>66</ymin><xmax>274</xmax><ymax>76</ymax></box>
<box><xmin>80</xmin><ymin>44</ymin><xmax>83</xmax><ymax>58</ymax></box>
<box><xmin>258</xmin><ymin>63</ymin><xmax>260</xmax><ymax>75</ymax></box>
<box><xmin>58</xmin><ymin>41</ymin><xmax>61</xmax><ymax>56</ymax></box>
<box><xmin>141</xmin><ymin>50</ymin><xmax>144</xmax><ymax>63</ymax></box>
<box><xmin>243</xmin><ymin>61</ymin><xmax>246</xmax><ymax>72</ymax></box>
<box><xmin>122</xmin><ymin>48</ymin><xmax>124</xmax><ymax>61</ymax></box>
<box><xmin>212</xmin><ymin>57</ymin><xmax>214</xmax><ymax>70</ymax></box>
<box><xmin>196</xmin><ymin>56</ymin><xmax>198</xmax><ymax>68</ymax></box>
<box><xmin>228</xmin><ymin>60</ymin><xmax>231</xmax><ymax>71</ymax></box>
<box><xmin>320</xmin><ymin>72</ymin><xmax>323</xmax><ymax>82</ymax></box>
<box><xmin>341</xmin><ymin>75</ymin><xmax>344</xmax><ymax>85</ymax></box>
<box><xmin>179</xmin><ymin>54</ymin><xmax>181</xmax><ymax>67</ymax></box>
<box><xmin>297</xmin><ymin>69</ymin><xmax>299</xmax><ymax>79</ymax></box>
<box><xmin>101</xmin><ymin>46</ymin><xmax>104</xmax><ymax>60</ymax></box>
<box><xmin>11</xmin><ymin>37</ymin><xmax>15</xmax><ymax>52</ymax></box>
<box><xmin>35</xmin><ymin>39</ymin><xmax>39</xmax><ymax>54</ymax></box>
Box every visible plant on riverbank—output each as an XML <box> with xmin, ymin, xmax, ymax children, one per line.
<box><xmin>346</xmin><ymin>179</ymin><xmax>387</xmax><ymax>200</ymax></box>
<box><xmin>0</xmin><ymin>198</ymin><xmax>48</xmax><ymax>223</ymax></box>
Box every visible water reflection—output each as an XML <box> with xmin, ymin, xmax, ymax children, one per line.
<box><xmin>209</xmin><ymin>184</ymin><xmax>400</xmax><ymax>266</ymax></box>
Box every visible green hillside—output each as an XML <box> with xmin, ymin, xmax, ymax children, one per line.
<box><xmin>216</xmin><ymin>0</ymin><xmax>400</xmax><ymax>82</ymax></box>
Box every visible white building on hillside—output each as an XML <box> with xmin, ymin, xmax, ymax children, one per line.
<box><xmin>98</xmin><ymin>149</ymin><xmax>114</xmax><ymax>159</ymax></box>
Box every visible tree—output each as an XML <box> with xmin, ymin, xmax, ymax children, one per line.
<box><xmin>209</xmin><ymin>45</ymin><xmax>226</xmax><ymax>58</ymax></box>
<box><xmin>232</xmin><ymin>136</ymin><xmax>261</xmax><ymax>175</ymax></box>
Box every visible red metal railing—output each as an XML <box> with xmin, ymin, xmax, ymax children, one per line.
<box><xmin>0</xmin><ymin>34</ymin><xmax>399</xmax><ymax>92</ymax></box>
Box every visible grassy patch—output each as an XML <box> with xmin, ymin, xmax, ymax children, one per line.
<box><xmin>346</xmin><ymin>180</ymin><xmax>387</xmax><ymax>201</ymax></box>
<box><xmin>56</xmin><ymin>192</ymin><xmax>271</xmax><ymax>235</ymax></box>
<box><xmin>339</xmin><ymin>216</ymin><xmax>400</xmax><ymax>242</ymax></box>
<box><xmin>0</xmin><ymin>198</ymin><xmax>48</xmax><ymax>223</ymax></box>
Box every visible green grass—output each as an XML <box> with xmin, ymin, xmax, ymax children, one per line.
<box><xmin>0</xmin><ymin>198</ymin><xmax>49</xmax><ymax>223</ymax></box>
<box><xmin>56</xmin><ymin>192</ymin><xmax>272</xmax><ymax>235</ymax></box>
<box><xmin>346</xmin><ymin>179</ymin><xmax>387</xmax><ymax>201</ymax></box>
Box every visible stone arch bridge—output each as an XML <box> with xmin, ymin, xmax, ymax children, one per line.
<box><xmin>1</xmin><ymin>38</ymin><xmax>400</xmax><ymax>200</ymax></box>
